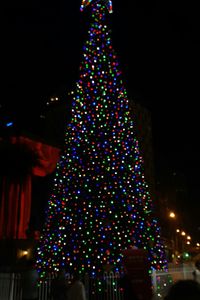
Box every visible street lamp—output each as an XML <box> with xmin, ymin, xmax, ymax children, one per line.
<box><xmin>168</xmin><ymin>211</ymin><xmax>177</xmax><ymax>261</ymax></box>
<box><xmin>169</xmin><ymin>211</ymin><xmax>176</xmax><ymax>219</ymax></box>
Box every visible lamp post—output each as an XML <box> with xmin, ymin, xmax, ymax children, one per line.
<box><xmin>168</xmin><ymin>211</ymin><xmax>176</xmax><ymax>262</ymax></box>
<box><xmin>175</xmin><ymin>229</ymin><xmax>180</xmax><ymax>255</ymax></box>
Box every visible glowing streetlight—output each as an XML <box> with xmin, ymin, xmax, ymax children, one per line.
<box><xmin>169</xmin><ymin>212</ymin><xmax>176</xmax><ymax>219</ymax></box>
<box><xmin>168</xmin><ymin>211</ymin><xmax>177</xmax><ymax>259</ymax></box>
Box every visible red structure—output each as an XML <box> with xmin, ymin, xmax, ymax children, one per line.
<box><xmin>0</xmin><ymin>136</ymin><xmax>60</xmax><ymax>239</ymax></box>
<box><xmin>122</xmin><ymin>248</ymin><xmax>153</xmax><ymax>300</ymax></box>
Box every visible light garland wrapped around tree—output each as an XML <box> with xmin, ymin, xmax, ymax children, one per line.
<box><xmin>36</xmin><ymin>0</ymin><xmax>167</xmax><ymax>282</ymax></box>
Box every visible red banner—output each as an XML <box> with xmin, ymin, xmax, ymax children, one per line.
<box><xmin>0</xmin><ymin>136</ymin><xmax>60</xmax><ymax>239</ymax></box>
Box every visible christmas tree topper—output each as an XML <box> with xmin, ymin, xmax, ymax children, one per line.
<box><xmin>80</xmin><ymin>0</ymin><xmax>113</xmax><ymax>13</ymax></box>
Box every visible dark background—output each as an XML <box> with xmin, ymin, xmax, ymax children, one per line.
<box><xmin>1</xmin><ymin>1</ymin><xmax>200</xmax><ymax>240</ymax></box>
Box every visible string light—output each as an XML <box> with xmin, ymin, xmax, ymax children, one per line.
<box><xmin>36</xmin><ymin>0</ymin><xmax>167</xmax><ymax>283</ymax></box>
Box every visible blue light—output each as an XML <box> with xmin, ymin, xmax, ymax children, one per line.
<box><xmin>6</xmin><ymin>122</ymin><xmax>13</xmax><ymax>127</ymax></box>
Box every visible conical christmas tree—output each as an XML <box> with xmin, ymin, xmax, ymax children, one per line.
<box><xmin>36</xmin><ymin>0</ymin><xmax>167</xmax><ymax>281</ymax></box>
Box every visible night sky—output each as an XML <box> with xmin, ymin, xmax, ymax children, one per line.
<box><xmin>2</xmin><ymin>1</ymin><xmax>200</xmax><ymax>240</ymax></box>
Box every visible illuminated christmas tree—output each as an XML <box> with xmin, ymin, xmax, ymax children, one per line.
<box><xmin>36</xmin><ymin>0</ymin><xmax>167</xmax><ymax>281</ymax></box>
